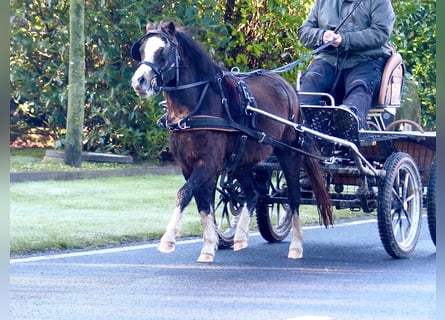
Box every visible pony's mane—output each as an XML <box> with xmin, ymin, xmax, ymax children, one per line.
<box><xmin>174</xmin><ymin>29</ymin><xmax>221</xmax><ymax>81</ymax></box>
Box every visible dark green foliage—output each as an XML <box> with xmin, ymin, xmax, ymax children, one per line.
<box><xmin>10</xmin><ymin>0</ymin><xmax>436</xmax><ymax>161</ymax></box>
<box><xmin>391</xmin><ymin>0</ymin><xmax>436</xmax><ymax>129</ymax></box>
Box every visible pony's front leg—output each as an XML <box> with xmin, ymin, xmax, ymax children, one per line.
<box><xmin>197</xmin><ymin>211</ymin><xmax>218</xmax><ymax>263</ymax></box>
<box><xmin>288</xmin><ymin>211</ymin><xmax>304</xmax><ymax>259</ymax></box>
<box><xmin>158</xmin><ymin>207</ymin><xmax>183</xmax><ymax>253</ymax></box>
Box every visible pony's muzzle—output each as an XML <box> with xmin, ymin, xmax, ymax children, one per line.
<box><xmin>131</xmin><ymin>69</ymin><xmax>153</xmax><ymax>97</ymax></box>
<box><xmin>132</xmin><ymin>76</ymin><xmax>146</xmax><ymax>93</ymax></box>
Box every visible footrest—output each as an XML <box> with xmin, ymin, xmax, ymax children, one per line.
<box><xmin>301</xmin><ymin>105</ymin><xmax>360</xmax><ymax>145</ymax></box>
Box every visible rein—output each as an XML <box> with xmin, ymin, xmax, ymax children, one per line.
<box><xmin>225</xmin><ymin>0</ymin><xmax>364</xmax><ymax>76</ymax></box>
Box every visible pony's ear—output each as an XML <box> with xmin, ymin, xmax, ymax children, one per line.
<box><xmin>145</xmin><ymin>21</ymin><xmax>157</xmax><ymax>33</ymax></box>
<box><xmin>159</xmin><ymin>19</ymin><xmax>176</xmax><ymax>36</ymax></box>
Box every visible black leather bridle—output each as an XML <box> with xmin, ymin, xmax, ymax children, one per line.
<box><xmin>131</xmin><ymin>29</ymin><xmax>209</xmax><ymax>93</ymax></box>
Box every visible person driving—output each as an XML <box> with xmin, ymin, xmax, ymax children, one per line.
<box><xmin>297</xmin><ymin>0</ymin><xmax>396</xmax><ymax>130</ymax></box>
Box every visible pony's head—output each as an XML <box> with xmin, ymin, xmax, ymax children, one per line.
<box><xmin>131</xmin><ymin>20</ymin><xmax>180</xmax><ymax>97</ymax></box>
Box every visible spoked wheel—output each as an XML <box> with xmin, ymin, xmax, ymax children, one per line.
<box><xmin>427</xmin><ymin>156</ymin><xmax>436</xmax><ymax>246</ymax></box>
<box><xmin>385</xmin><ymin>119</ymin><xmax>424</xmax><ymax>132</ymax></box>
<box><xmin>214</xmin><ymin>175</ymin><xmax>244</xmax><ymax>249</ymax></box>
<box><xmin>377</xmin><ymin>152</ymin><xmax>423</xmax><ymax>258</ymax></box>
<box><xmin>255</xmin><ymin>169</ymin><xmax>292</xmax><ymax>243</ymax></box>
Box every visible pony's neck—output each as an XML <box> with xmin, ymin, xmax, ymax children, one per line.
<box><xmin>165</xmin><ymin>32</ymin><xmax>222</xmax><ymax>118</ymax></box>
<box><xmin>166</xmin><ymin>32</ymin><xmax>221</xmax><ymax>104</ymax></box>
<box><xmin>176</xmin><ymin>31</ymin><xmax>220</xmax><ymax>84</ymax></box>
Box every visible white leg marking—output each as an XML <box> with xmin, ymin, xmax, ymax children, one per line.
<box><xmin>197</xmin><ymin>211</ymin><xmax>218</xmax><ymax>263</ymax></box>
<box><xmin>233</xmin><ymin>204</ymin><xmax>251</xmax><ymax>251</ymax></box>
<box><xmin>158</xmin><ymin>207</ymin><xmax>182</xmax><ymax>253</ymax></box>
<box><xmin>288</xmin><ymin>212</ymin><xmax>304</xmax><ymax>259</ymax></box>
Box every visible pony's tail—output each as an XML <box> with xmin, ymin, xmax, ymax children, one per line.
<box><xmin>302</xmin><ymin>135</ymin><xmax>333</xmax><ymax>227</ymax></box>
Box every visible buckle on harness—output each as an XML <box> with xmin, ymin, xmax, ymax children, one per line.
<box><xmin>258</xmin><ymin>132</ymin><xmax>266</xmax><ymax>143</ymax></box>
<box><xmin>177</xmin><ymin>118</ymin><xmax>190</xmax><ymax>130</ymax></box>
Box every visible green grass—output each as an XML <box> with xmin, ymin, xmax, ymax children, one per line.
<box><xmin>10</xmin><ymin>174</ymin><xmax>368</xmax><ymax>256</ymax></box>
<box><xmin>10</xmin><ymin>175</ymin><xmax>202</xmax><ymax>255</ymax></box>
<box><xmin>10</xmin><ymin>148</ymin><xmax>370</xmax><ymax>256</ymax></box>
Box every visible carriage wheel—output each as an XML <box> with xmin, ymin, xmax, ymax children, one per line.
<box><xmin>366</xmin><ymin>120</ymin><xmax>382</xmax><ymax>131</ymax></box>
<box><xmin>385</xmin><ymin>119</ymin><xmax>424</xmax><ymax>132</ymax></box>
<box><xmin>214</xmin><ymin>177</ymin><xmax>243</xmax><ymax>249</ymax></box>
<box><xmin>427</xmin><ymin>156</ymin><xmax>436</xmax><ymax>246</ymax></box>
<box><xmin>255</xmin><ymin>169</ymin><xmax>292</xmax><ymax>243</ymax></box>
<box><xmin>377</xmin><ymin>152</ymin><xmax>422</xmax><ymax>258</ymax></box>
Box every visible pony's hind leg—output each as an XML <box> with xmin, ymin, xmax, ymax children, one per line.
<box><xmin>288</xmin><ymin>212</ymin><xmax>304</xmax><ymax>259</ymax></box>
<box><xmin>286</xmin><ymin>178</ymin><xmax>304</xmax><ymax>259</ymax></box>
<box><xmin>275</xmin><ymin>149</ymin><xmax>304</xmax><ymax>259</ymax></box>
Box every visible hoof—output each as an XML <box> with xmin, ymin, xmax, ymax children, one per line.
<box><xmin>158</xmin><ymin>241</ymin><xmax>176</xmax><ymax>253</ymax></box>
<box><xmin>233</xmin><ymin>241</ymin><xmax>248</xmax><ymax>251</ymax></box>
<box><xmin>197</xmin><ymin>253</ymin><xmax>214</xmax><ymax>263</ymax></box>
<box><xmin>288</xmin><ymin>248</ymin><xmax>303</xmax><ymax>259</ymax></box>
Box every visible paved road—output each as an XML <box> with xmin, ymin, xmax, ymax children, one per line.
<box><xmin>10</xmin><ymin>217</ymin><xmax>436</xmax><ymax>320</ymax></box>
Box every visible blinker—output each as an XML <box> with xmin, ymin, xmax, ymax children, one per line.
<box><xmin>130</xmin><ymin>30</ymin><xmax>176</xmax><ymax>62</ymax></box>
<box><xmin>130</xmin><ymin>41</ymin><xmax>142</xmax><ymax>61</ymax></box>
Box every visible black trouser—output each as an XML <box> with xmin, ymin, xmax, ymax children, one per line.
<box><xmin>299</xmin><ymin>57</ymin><xmax>387</xmax><ymax>129</ymax></box>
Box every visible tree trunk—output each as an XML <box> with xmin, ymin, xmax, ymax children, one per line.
<box><xmin>64</xmin><ymin>0</ymin><xmax>85</xmax><ymax>167</ymax></box>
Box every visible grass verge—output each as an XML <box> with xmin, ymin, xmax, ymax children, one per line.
<box><xmin>10</xmin><ymin>174</ymin><xmax>369</xmax><ymax>256</ymax></box>
<box><xmin>10</xmin><ymin>148</ymin><xmax>370</xmax><ymax>256</ymax></box>
<box><xmin>10</xmin><ymin>175</ymin><xmax>195</xmax><ymax>255</ymax></box>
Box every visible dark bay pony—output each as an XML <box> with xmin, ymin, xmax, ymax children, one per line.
<box><xmin>131</xmin><ymin>20</ymin><xmax>332</xmax><ymax>263</ymax></box>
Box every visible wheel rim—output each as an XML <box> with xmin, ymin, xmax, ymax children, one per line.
<box><xmin>268</xmin><ymin>171</ymin><xmax>292</xmax><ymax>234</ymax></box>
<box><xmin>214</xmin><ymin>178</ymin><xmax>244</xmax><ymax>247</ymax></box>
<box><xmin>266</xmin><ymin>202</ymin><xmax>292</xmax><ymax>235</ymax></box>
<box><xmin>388</xmin><ymin>161</ymin><xmax>422</xmax><ymax>250</ymax></box>
<box><xmin>256</xmin><ymin>169</ymin><xmax>292</xmax><ymax>242</ymax></box>
<box><xmin>427</xmin><ymin>157</ymin><xmax>436</xmax><ymax>245</ymax></box>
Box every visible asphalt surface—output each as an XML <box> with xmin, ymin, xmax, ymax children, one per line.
<box><xmin>10</xmin><ymin>217</ymin><xmax>436</xmax><ymax>320</ymax></box>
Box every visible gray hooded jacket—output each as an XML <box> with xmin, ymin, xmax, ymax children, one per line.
<box><xmin>297</xmin><ymin>0</ymin><xmax>395</xmax><ymax>69</ymax></box>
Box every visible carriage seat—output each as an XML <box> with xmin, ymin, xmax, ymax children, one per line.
<box><xmin>377</xmin><ymin>52</ymin><xmax>404</xmax><ymax>107</ymax></box>
<box><xmin>368</xmin><ymin>51</ymin><xmax>405</xmax><ymax>129</ymax></box>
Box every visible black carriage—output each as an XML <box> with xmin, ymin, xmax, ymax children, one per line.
<box><xmin>214</xmin><ymin>53</ymin><xmax>436</xmax><ymax>259</ymax></box>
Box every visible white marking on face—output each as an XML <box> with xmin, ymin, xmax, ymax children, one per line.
<box><xmin>143</xmin><ymin>36</ymin><xmax>166</xmax><ymax>65</ymax></box>
<box><xmin>131</xmin><ymin>36</ymin><xmax>167</xmax><ymax>97</ymax></box>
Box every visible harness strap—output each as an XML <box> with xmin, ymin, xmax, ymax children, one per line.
<box><xmin>161</xmin><ymin>80</ymin><xmax>209</xmax><ymax>92</ymax></box>
<box><xmin>163</xmin><ymin>74</ymin><xmax>324</xmax><ymax>161</ymax></box>
<box><xmin>167</xmin><ymin>115</ymin><xmax>240</xmax><ymax>132</ymax></box>
<box><xmin>225</xmin><ymin>135</ymin><xmax>248</xmax><ymax>173</ymax></box>
<box><xmin>166</xmin><ymin>82</ymin><xmax>210</xmax><ymax>129</ymax></box>
<box><xmin>215</xmin><ymin>78</ymin><xmax>317</xmax><ymax>157</ymax></box>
